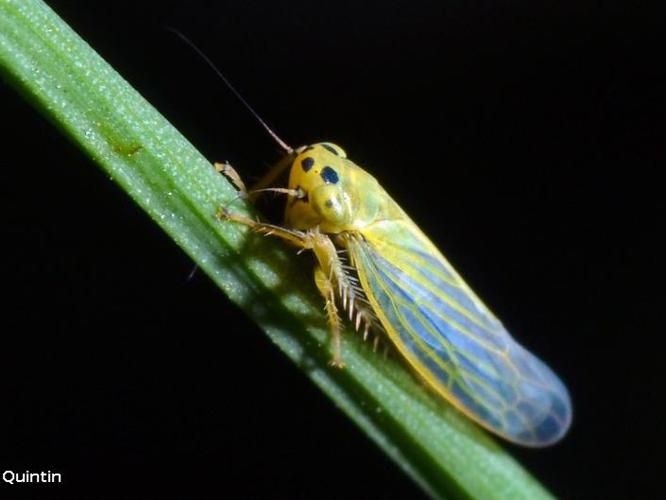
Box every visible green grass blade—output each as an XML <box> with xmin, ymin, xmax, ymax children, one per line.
<box><xmin>0</xmin><ymin>1</ymin><xmax>555</xmax><ymax>498</ymax></box>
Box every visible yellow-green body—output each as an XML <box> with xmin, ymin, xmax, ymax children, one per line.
<box><xmin>223</xmin><ymin>142</ymin><xmax>572</xmax><ymax>446</ymax></box>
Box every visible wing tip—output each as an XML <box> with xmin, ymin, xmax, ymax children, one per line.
<box><xmin>505</xmin><ymin>388</ymin><xmax>573</xmax><ymax>447</ymax></box>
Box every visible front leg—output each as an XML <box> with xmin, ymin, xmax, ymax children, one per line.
<box><xmin>216</xmin><ymin>154</ymin><xmax>294</xmax><ymax>202</ymax></box>
<box><xmin>215</xmin><ymin>161</ymin><xmax>248</xmax><ymax>197</ymax></box>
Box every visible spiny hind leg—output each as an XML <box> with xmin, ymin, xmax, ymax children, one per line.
<box><xmin>314</xmin><ymin>265</ymin><xmax>343</xmax><ymax>368</ymax></box>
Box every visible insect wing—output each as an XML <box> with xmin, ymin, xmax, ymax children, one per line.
<box><xmin>347</xmin><ymin>225</ymin><xmax>572</xmax><ymax>446</ymax></box>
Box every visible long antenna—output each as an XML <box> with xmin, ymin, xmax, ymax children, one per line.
<box><xmin>167</xmin><ymin>27</ymin><xmax>293</xmax><ymax>154</ymax></box>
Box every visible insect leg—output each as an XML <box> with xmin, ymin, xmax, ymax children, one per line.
<box><xmin>218</xmin><ymin>208</ymin><xmax>310</xmax><ymax>247</ymax></box>
<box><xmin>314</xmin><ymin>265</ymin><xmax>344</xmax><ymax>368</ymax></box>
<box><xmin>216</xmin><ymin>154</ymin><xmax>294</xmax><ymax>202</ymax></box>
<box><xmin>220</xmin><ymin>209</ymin><xmax>350</xmax><ymax>366</ymax></box>
<box><xmin>247</xmin><ymin>153</ymin><xmax>294</xmax><ymax>198</ymax></box>
<box><xmin>308</xmin><ymin>233</ymin><xmax>353</xmax><ymax>367</ymax></box>
<box><xmin>215</xmin><ymin>161</ymin><xmax>248</xmax><ymax>197</ymax></box>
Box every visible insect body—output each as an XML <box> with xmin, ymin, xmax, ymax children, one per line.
<box><xmin>167</xmin><ymin>29</ymin><xmax>570</xmax><ymax>445</ymax></box>
<box><xmin>221</xmin><ymin>142</ymin><xmax>572</xmax><ymax>447</ymax></box>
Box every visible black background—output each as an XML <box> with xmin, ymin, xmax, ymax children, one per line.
<box><xmin>2</xmin><ymin>0</ymin><xmax>665</xmax><ymax>498</ymax></box>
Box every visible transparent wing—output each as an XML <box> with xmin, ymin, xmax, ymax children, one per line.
<box><xmin>346</xmin><ymin>223</ymin><xmax>572</xmax><ymax>446</ymax></box>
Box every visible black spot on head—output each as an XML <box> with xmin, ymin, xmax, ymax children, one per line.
<box><xmin>325</xmin><ymin>199</ymin><xmax>333</xmax><ymax>208</ymax></box>
<box><xmin>301</xmin><ymin>157</ymin><xmax>315</xmax><ymax>172</ymax></box>
<box><xmin>321</xmin><ymin>166</ymin><xmax>339</xmax><ymax>184</ymax></box>
<box><xmin>321</xmin><ymin>144</ymin><xmax>339</xmax><ymax>155</ymax></box>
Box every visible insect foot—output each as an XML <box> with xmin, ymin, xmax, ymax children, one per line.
<box><xmin>328</xmin><ymin>357</ymin><xmax>346</xmax><ymax>369</ymax></box>
<box><xmin>216</xmin><ymin>206</ymin><xmax>231</xmax><ymax>220</ymax></box>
